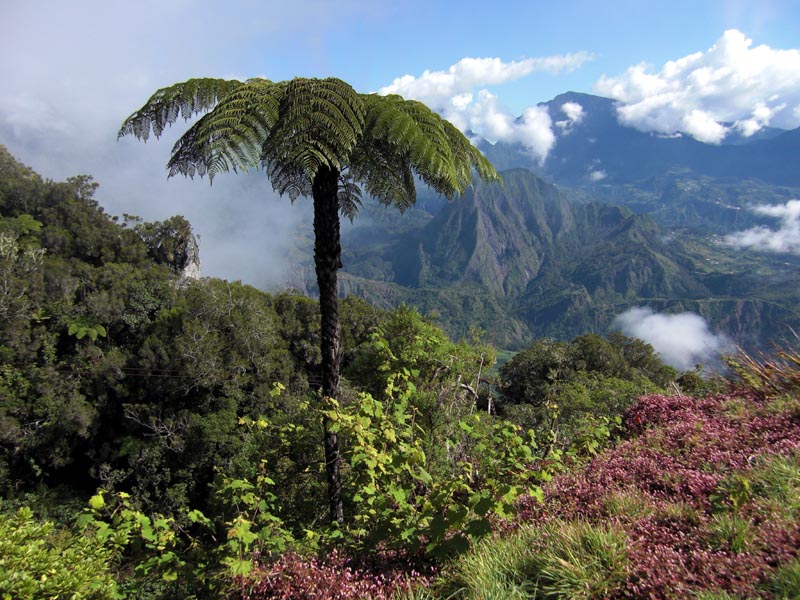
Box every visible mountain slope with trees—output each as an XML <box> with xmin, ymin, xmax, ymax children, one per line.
<box><xmin>335</xmin><ymin>168</ymin><xmax>800</xmax><ymax>350</ymax></box>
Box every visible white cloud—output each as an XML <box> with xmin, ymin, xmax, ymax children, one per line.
<box><xmin>734</xmin><ymin>100</ymin><xmax>786</xmax><ymax>136</ymax></box>
<box><xmin>561</xmin><ymin>101</ymin><xmax>585</xmax><ymax>124</ymax></box>
<box><xmin>0</xmin><ymin>92</ymin><xmax>73</xmax><ymax>137</ymax></box>
<box><xmin>588</xmin><ymin>169</ymin><xmax>606</xmax><ymax>182</ymax></box>
<box><xmin>380</xmin><ymin>55</ymin><xmax>593</xmax><ymax>101</ymax></box>
<box><xmin>613</xmin><ymin>307</ymin><xmax>731</xmax><ymax>371</ymax></box>
<box><xmin>680</xmin><ymin>109</ymin><xmax>729</xmax><ymax>144</ymax></box>
<box><xmin>724</xmin><ymin>199</ymin><xmax>800</xmax><ymax>253</ymax></box>
<box><xmin>596</xmin><ymin>29</ymin><xmax>800</xmax><ymax>143</ymax></box>
<box><xmin>379</xmin><ymin>54</ymin><xmax>593</xmax><ymax>162</ymax></box>
<box><xmin>555</xmin><ymin>101</ymin><xmax>585</xmax><ymax>134</ymax></box>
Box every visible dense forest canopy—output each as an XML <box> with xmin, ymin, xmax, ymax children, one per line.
<box><xmin>0</xmin><ymin>145</ymin><xmax>798</xmax><ymax>599</ymax></box>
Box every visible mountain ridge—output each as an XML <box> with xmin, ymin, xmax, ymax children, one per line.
<box><xmin>478</xmin><ymin>91</ymin><xmax>800</xmax><ymax>189</ymax></box>
<box><xmin>334</xmin><ymin>168</ymin><xmax>800</xmax><ymax>350</ymax></box>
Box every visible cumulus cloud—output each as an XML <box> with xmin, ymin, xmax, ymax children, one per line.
<box><xmin>724</xmin><ymin>199</ymin><xmax>800</xmax><ymax>253</ymax></box>
<box><xmin>380</xmin><ymin>55</ymin><xmax>592</xmax><ymax>102</ymax></box>
<box><xmin>613</xmin><ymin>307</ymin><xmax>731</xmax><ymax>371</ymax></box>
<box><xmin>555</xmin><ymin>101</ymin><xmax>585</xmax><ymax>134</ymax></box>
<box><xmin>596</xmin><ymin>29</ymin><xmax>800</xmax><ymax>143</ymax></box>
<box><xmin>561</xmin><ymin>101</ymin><xmax>585</xmax><ymax>123</ymax></box>
<box><xmin>379</xmin><ymin>54</ymin><xmax>593</xmax><ymax>162</ymax></box>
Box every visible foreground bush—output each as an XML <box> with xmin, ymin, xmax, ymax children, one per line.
<box><xmin>233</xmin><ymin>549</ymin><xmax>432</xmax><ymax>600</ymax></box>
<box><xmin>0</xmin><ymin>506</ymin><xmax>118</xmax><ymax>599</ymax></box>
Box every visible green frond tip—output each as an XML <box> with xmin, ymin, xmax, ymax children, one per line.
<box><xmin>118</xmin><ymin>78</ymin><xmax>246</xmax><ymax>141</ymax></box>
<box><xmin>121</xmin><ymin>75</ymin><xmax>499</xmax><ymax>206</ymax></box>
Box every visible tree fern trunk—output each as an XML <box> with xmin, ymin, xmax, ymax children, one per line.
<box><xmin>312</xmin><ymin>165</ymin><xmax>344</xmax><ymax>525</ymax></box>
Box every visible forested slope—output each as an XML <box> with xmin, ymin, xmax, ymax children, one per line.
<box><xmin>339</xmin><ymin>169</ymin><xmax>800</xmax><ymax>349</ymax></box>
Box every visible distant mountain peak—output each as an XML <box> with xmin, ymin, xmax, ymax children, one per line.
<box><xmin>477</xmin><ymin>91</ymin><xmax>799</xmax><ymax>187</ymax></box>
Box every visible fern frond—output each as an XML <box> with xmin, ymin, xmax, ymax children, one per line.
<box><xmin>353</xmin><ymin>93</ymin><xmax>498</xmax><ymax>206</ymax></box>
<box><xmin>264</xmin><ymin>78</ymin><xmax>366</xmax><ymax>181</ymax></box>
<box><xmin>265</xmin><ymin>160</ymin><xmax>311</xmax><ymax>201</ymax></box>
<box><xmin>349</xmin><ymin>140</ymin><xmax>416</xmax><ymax>209</ymax></box>
<box><xmin>123</xmin><ymin>75</ymin><xmax>498</xmax><ymax>208</ymax></box>
<box><xmin>166</xmin><ymin>79</ymin><xmax>283</xmax><ymax>180</ymax></box>
<box><xmin>118</xmin><ymin>78</ymin><xmax>244</xmax><ymax>141</ymax></box>
<box><xmin>442</xmin><ymin>119</ymin><xmax>500</xmax><ymax>187</ymax></box>
<box><xmin>337</xmin><ymin>172</ymin><xmax>363</xmax><ymax>221</ymax></box>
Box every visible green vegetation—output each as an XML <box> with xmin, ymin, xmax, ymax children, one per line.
<box><xmin>1</xmin><ymin>146</ymin><xmax>798</xmax><ymax>598</ymax></box>
<box><xmin>496</xmin><ymin>333</ymin><xmax>676</xmax><ymax>452</ymax></box>
<box><xmin>0</xmin><ymin>506</ymin><xmax>118</xmax><ymax>599</ymax></box>
<box><xmin>438</xmin><ymin>520</ymin><xmax>629</xmax><ymax>599</ymax></box>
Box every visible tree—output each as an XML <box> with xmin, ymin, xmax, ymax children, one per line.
<box><xmin>498</xmin><ymin>338</ymin><xmax>572</xmax><ymax>406</ymax></box>
<box><xmin>119</xmin><ymin>77</ymin><xmax>499</xmax><ymax>524</ymax></box>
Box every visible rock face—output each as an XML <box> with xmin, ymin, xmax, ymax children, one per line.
<box><xmin>180</xmin><ymin>232</ymin><xmax>201</xmax><ymax>280</ymax></box>
<box><xmin>134</xmin><ymin>215</ymin><xmax>201</xmax><ymax>280</ymax></box>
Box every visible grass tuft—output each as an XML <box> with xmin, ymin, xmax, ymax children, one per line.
<box><xmin>724</xmin><ymin>346</ymin><xmax>800</xmax><ymax>397</ymax></box>
<box><xmin>440</xmin><ymin>520</ymin><xmax>628</xmax><ymax>599</ymax></box>
<box><xmin>762</xmin><ymin>557</ymin><xmax>800</xmax><ymax>599</ymax></box>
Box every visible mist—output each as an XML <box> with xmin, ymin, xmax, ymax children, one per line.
<box><xmin>724</xmin><ymin>200</ymin><xmax>800</xmax><ymax>254</ymax></box>
<box><xmin>0</xmin><ymin>1</ymin><xmax>360</xmax><ymax>291</ymax></box>
<box><xmin>613</xmin><ymin>307</ymin><xmax>732</xmax><ymax>372</ymax></box>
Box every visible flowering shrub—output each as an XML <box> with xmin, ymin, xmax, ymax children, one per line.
<box><xmin>516</xmin><ymin>391</ymin><xmax>800</xmax><ymax>598</ymax></box>
<box><xmin>234</xmin><ymin>549</ymin><xmax>432</xmax><ymax>600</ymax></box>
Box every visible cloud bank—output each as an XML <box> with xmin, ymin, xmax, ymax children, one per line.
<box><xmin>378</xmin><ymin>54</ymin><xmax>593</xmax><ymax>162</ymax></box>
<box><xmin>725</xmin><ymin>199</ymin><xmax>800</xmax><ymax>253</ymax></box>
<box><xmin>596</xmin><ymin>29</ymin><xmax>800</xmax><ymax>144</ymax></box>
<box><xmin>613</xmin><ymin>307</ymin><xmax>731</xmax><ymax>371</ymax></box>
<box><xmin>0</xmin><ymin>0</ymin><xmax>363</xmax><ymax>290</ymax></box>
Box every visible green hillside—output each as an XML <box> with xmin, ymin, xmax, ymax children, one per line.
<box><xmin>335</xmin><ymin>169</ymin><xmax>800</xmax><ymax>350</ymax></box>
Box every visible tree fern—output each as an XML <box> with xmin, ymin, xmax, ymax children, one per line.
<box><xmin>120</xmin><ymin>75</ymin><xmax>499</xmax><ymax>525</ymax></box>
<box><xmin>119</xmin><ymin>76</ymin><xmax>498</xmax><ymax>213</ymax></box>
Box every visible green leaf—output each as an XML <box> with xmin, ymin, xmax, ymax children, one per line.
<box><xmin>75</xmin><ymin>513</ymin><xmax>95</xmax><ymax>529</ymax></box>
<box><xmin>427</xmin><ymin>514</ymin><xmax>447</xmax><ymax>542</ymax></box>
<box><xmin>88</xmin><ymin>494</ymin><xmax>105</xmax><ymax>511</ymax></box>
<box><xmin>446</xmin><ymin>504</ymin><xmax>468</xmax><ymax>525</ymax></box>
<box><xmin>390</xmin><ymin>487</ymin><xmax>407</xmax><ymax>503</ymax></box>
<box><xmin>225</xmin><ymin>558</ymin><xmax>254</xmax><ymax>577</ymax></box>
<box><xmin>464</xmin><ymin>517</ymin><xmax>493</xmax><ymax>539</ymax></box>
<box><xmin>187</xmin><ymin>509</ymin><xmax>212</xmax><ymax>527</ymax></box>
<box><xmin>472</xmin><ymin>494</ymin><xmax>494</xmax><ymax>517</ymax></box>
<box><xmin>528</xmin><ymin>486</ymin><xmax>544</xmax><ymax>503</ymax></box>
<box><xmin>414</xmin><ymin>468</ymin><xmax>433</xmax><ymax>485</ymax></box>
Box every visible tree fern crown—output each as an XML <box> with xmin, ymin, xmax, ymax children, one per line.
<box><xmin>119</xmin><ymin>77</ymin><xmax>499</xmax><ymax>216</ymax></box>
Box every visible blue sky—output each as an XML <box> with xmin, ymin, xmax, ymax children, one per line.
<box><xmin>1</xmin><ymin>0</ymin><xmax>799</xmax><ymax>287</ymax></box>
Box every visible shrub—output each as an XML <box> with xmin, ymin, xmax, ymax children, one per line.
<box><xmin>0</xmin><ymin>506</ymin><xmax>118</xmax><ymax>599</ymax></box>
<box><xmin>514</xmin><ymin>389</ymin><xmax>800</xmax><ymax>598</ymax></box>
<box><xmin>233</xmin><ymin>549</ymin><xmax>430</xmax><ymax>600</ymax></box>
